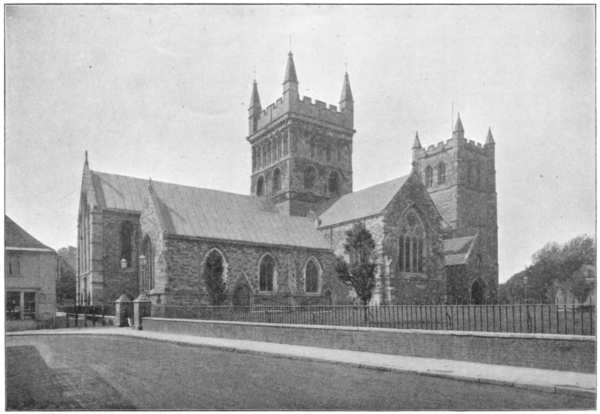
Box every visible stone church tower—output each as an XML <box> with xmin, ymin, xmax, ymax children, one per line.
<box><xmin>247</xmin><ymin>52</ymin><xmax>355</xmax><ymax>216</ymax></box>
<box><xmin>413</xmin><ymin>115</ymin><xmax>498</xmax><ymax>299</ymax></box>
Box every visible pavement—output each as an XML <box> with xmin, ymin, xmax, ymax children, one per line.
<box><xmin>7</xmin><ymin>327</ymin><xmax>596</xmax><ymax>397</ymax></box>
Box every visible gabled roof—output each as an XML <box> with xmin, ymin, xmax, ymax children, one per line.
<box><xmin>443</xmin><ymin>234</ymin><xmax>476</xmax><ymax>266</ymax></box>
<box><xmin>5</xmin><ymin>216</ymin><xmax>54</xmax><ymax>252</ymax></box>
<box><xmin>90</xmin><ymin>170</ymin><xmax>330</xmax><ymax>250</ymax></box>
<box><xmin>318</xmin><ymin>175</ymin><xmax>410</xmax><ymax>228</ymax></box>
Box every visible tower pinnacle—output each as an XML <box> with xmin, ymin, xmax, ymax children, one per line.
<box><xmin>452</xmin><ymin>113</ymin><xmax>465</xmax><ymax>139</ymax></box>
<box><xmin>283</xmin><ymin>51</ymin><xmax>298</xmax><ymax>85</ymax></box>
<box><xmin>412</xmin><ymin>131</ymin><xmax>422</xmax><ymax>149</ymax></box>
<box><xmin>249</xmin><ymin>79</ymin><xmax>261</xmax><ymax>110</ymax></box>
<box><xmin>339</xmin><ymin>72</ymin><xmax>353</xmax><ymax>104</ymax></box>
<box><xmin>485</xmin><ymin>127</ymin><xmax>495</xmax><ymax>145</ymax></box>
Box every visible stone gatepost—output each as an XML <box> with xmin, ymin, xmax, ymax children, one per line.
<box><xmin>114</xmin><ymin>294</ymin><xmax>132</xmax><ymax>327</ymax></box>
<box><xmin>133</xmin><ymin>293</ymin><xmax>152</xmax><ymax>330</ymax></box>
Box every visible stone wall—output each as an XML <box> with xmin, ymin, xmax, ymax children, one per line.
<box><xmin>159</xmin><ymin>236</ymin><xmax>351</xmax><ymax>306</ymax></box>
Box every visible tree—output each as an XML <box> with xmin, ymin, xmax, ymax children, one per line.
<box><xmin>204</xmin><ymin>252</ymin><xmax>227</xmax><ymax>305</ymax></box>
<box><xmin>334</xmin><ymin>223</ymin><xmax>377</xmax><ymax>305</ymax></box>
<box><xmin>56</xmin><ymin>246</ymin><xmax>77</xmax><ymax>305</ymax></box>
<box><xmin>501</xmin><ymin>235</ymin><xmax>595</xmax><ymax>303</ymax></box>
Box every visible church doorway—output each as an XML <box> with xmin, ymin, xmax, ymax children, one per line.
<box><xmin>471</xmin><ymin>279</ymin><xmax>484</xmax><ymax>304</ymax></box>
<box><xmin>233</xmin><ymin>284</ymin><xmax>251</xmax><ymax>307</ymax></box>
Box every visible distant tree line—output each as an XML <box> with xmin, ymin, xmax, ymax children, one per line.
<box><xmin>498</xmin><ymin>235</ymin><xmax>595</xmax><ymax>304</ymax></box>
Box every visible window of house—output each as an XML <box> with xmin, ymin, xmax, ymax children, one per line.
<box><xmin>6</xmin><ymin>254</ymin><xmax>20</xmax><ymax>276</ymax></box>
<box><xmin>259</xmin><ymin>255</ymin><xmax>275</xmax><ymax>292</ymax></box>
<box><xmin>256</xmin><ymin>176</ymin><xmax>265</xmax><ymax>196</ymax></box>
<box><xmin>6</xmin><ymin>291</ymin><xmax>20</xmax><ymax>320</ymax></box>
<box><xmin>272</xmin><ymin>169</ymin><xmax>281</xmax><ymax>193</ymax></box>
<box><xmin>437</xmin><ymin>162</ymin><xmax>446</xmax><ymax>184</ymax></box>
<box><xmin>304</xmin><ymin>166</ymin><xmax>317</xmax><ymax>189</ymax></box>
<box><xmin>398</xmin><ymin>210</ymin><xmax>425</xmax><ymax>273</ymax></box>
<box><xmin>23</xmin><ymin>292</ymin><xmax>36</xmax><ymax>319</ymax></box>
<box><xmin>121</xmin><ymin>221</ymin><xmax>133</xmax><ymax>268</ymax></box>
<box><xmin>425</xmin><ymin>166</ymin><xmax>433</xmax><ymax>187</ymax></box>
<box><xmin>328</xmin><ymin>171</ymin><xmax>340</xmax><ymax>194</ymax></box>
<box><xmin>305</xmin><ymin>259</ymin><xmax>320</xmax><ymax>293</ymax></box>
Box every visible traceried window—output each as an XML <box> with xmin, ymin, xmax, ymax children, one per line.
<box><xmin>272</xmin><ymin>169</ymin><xmax>281</xmax><ymax>193</ymax></box>
<box><xmin>425</xmin><ymin>166</ymin><xmax>433</xmax><ymax>187</ymax></box>
<box><xmin>305</xmin><ymin>258</ymin><xmax>321</xmax><ymax>293</ymax></box>
<box><xmin>437</xmin><ymin>162</ymin><xmax>446</xmax><ymax>184</ymax></box>
<box><xmin>259</xmin><ymin>254</ymin><xmax>275</xmax><ymax>292</ymax></box>
<box><xmin>256</xmin><ymin>176</ymin><xmax>265</xmax><ymax>196</ymax></box>
<box><xmin>120</xmin><ymin>221</ymin><xmax>133</xmax><ymax>268</ymax></box>
<box><xmin>397</xmin><ymin>210</ymin><xmax>425</xmax><ymax>273</ymax></box>
<box><xmin>304</xmin><ymin>166</ymin><xmax>317</xmax><ymax>189</ymax></box>
<box><xmin>328</xmin><ymin>171</ymin><xmax>340</xmax><ymax>194</ymax></box>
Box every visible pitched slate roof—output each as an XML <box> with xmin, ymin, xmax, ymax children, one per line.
<box><xmin>318</xmin><ymin>175</ymin><xmax>410</xmax><ymax>228</ymax></box>
<box><xmin>443</xmin><ymin>235</ymin><xmax>476</xmax><ymax>266</ymax></box>
<box><xmin>5</xmin><ymin>216</ymin><xmax>54</xmax><ymax>252</ymax></box>
<box><xmin>89</xmin><ymin>170</ymin><xmax>330</xmax><ymax>250</ymax></box>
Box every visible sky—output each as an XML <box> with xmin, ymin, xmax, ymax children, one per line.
<box><xmin>5</xmin><ymin>5</ymin><xmax>595</xmax><ymax>282</ymax></box>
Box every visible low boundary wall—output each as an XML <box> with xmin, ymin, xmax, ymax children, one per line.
<box><xmin>143</xmin><ymin>317</ymin><xmax>595</xmax><ymax>373</ymax></box>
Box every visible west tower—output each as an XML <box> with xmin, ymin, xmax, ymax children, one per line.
<box><xmin>247</xmin><ymin>52</ymin><xmax>355</xmax><ymax>217</ymax></box>
<box><xmin>413</xmin><ymin>115</ymin><xmax>498</xmax><ymax>299</ymax></box>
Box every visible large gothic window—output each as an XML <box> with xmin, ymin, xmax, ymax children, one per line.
<box><xmin>304</xmin><ymin>166</ymin><xmax>317</xmax><ymax>189</ymax></box>
<box><xmin>437</xmin><ymin>162</ymin><xmax>446</xmax><ymax>184</ymax></box>
<box><xmin>120</xmin><ymin>221</ymin><xmax>133</xmax><ymax>268</ymax></box>
<box><xmin>141</xmin><ymin>235</ymin><xmax>154</xmax><ymax>292</ymax></box>
<box><xmin>305</xmin><ymin>258</ymin><xmax>321</xmax><ymax>293</ymax></box>
<box><xmin>328</xmin><ymin>171</ymin><xmax>340</xmax><ymax>194</ymax></box>
<box><xmin>259</xmin><ymin>254</ymin><xmax>275</xmax><ymax>292</ymax></box>
<box><xmin>397</xmin><ymin>210</ymin><xmax>425</xmax><ymax>273</ymax></box>
<box><xmin>272</xmin><ymin>169</ymin><xmax>281</xmax><ymax>193</ymax></box>
<box><xmin>425</xmin><ymin>166</ymin><xmax>433</xmax><ymax>187</ymax></box>
<box><xmin>256</xmin><ymin>176</ymin><xmax>265</xmax><ymax>196</ymax></box>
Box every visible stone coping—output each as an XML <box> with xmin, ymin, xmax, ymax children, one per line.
<box><xmin>145</xmin><ymin>317</ymin><xmax>596</xmax><ymax>342</ymax></box>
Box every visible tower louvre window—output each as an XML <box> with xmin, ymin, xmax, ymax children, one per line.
<box><xmin>304</xmin><ymin>166</ymin><xmax>317</xmax><ymax>189</ymax></box>
<box><xmin>328</xmin><ymin>171</ymin><xmax>340</xmax><ymax>194</ymax></box>
<box><xmin>272</xmin><ymin>169</ymin><xmax>281</xmax><ymax>193</ymax></box>
<box><xmin>437</xmin><ymin>162</ymin><xmax>446</xmax><ymax>184</ymax></box>
<box><xmin>256</xmin><ymin>176</ymin><xmax>265</xmax><ymax>196</ymax></box>
<box><xmin>425</xmin><ymin>166</ymin><xmax>433</xmax><ymax>187</ymax></box>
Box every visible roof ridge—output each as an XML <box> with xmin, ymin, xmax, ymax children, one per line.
<box><xmin>91</xmin><ymin>169</ymin><xmax>258</xmax><ymax>199</ymax></box>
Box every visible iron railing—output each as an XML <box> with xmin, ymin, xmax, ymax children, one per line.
<box><xmin>151</xmin><ymin>303</ymin><xmax>595</xmax><ymax>336</ymax></box>
<box><xmin>58</xmin><ymin>305</ymin><xmax>111</xmax><ymax>328</ymax></box>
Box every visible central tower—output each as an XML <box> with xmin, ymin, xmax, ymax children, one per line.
<box><xmin>247</xmin><ymin>52</ymin><xmax>355</xmax><ymax>217</ymax></box>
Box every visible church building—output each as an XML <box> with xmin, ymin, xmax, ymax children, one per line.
<box><xmin>76</xmin><ymin>52</ymin><xmax>498</xmax><ymax>308</ymax></box>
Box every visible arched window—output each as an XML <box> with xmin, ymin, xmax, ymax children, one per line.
<box><xmin>266</xmin><ymin>141</ymin><xmax>271</xmax><ymax>165</ymax></box>
<box><xmin>437</xmin><ymin>162</ymin><xmax>446</xmax><ymax>184</ymax></box>
<box><xmin>326</xmin><ymin>145</ymin><xmax>331</xmax><ymax>162</ymax></box>
<box><xmin>272</xmin><ymin>169</ymin><xmax>281</xmax><ymax>193</ymax></box>
<box><xmin>259</xmin><ymin>255</ymin><xmax>275</xmax><ymax>292</ymax></box>
<box><xmin>141</xmin><ymin>235</ymin><xmax>154</xmax><ymax>292</ymax></box>
<box><xmin>256</xmin><ymin>176</ymin><xmax>265</xmax><ymax>196</ymax></box>
<box><xmin>204</xmin><ymin>249</ymin><xmax>226</xmax><ymax>305</ymax></box>
<box><xmin>304</xmin><ymin>166</ymin><xmax>317</xmax><ymax>189</ymax></box>
<box><xmin>425</xmin><ymin>166</ymin><xmax>433</xmax><ymax>187</ymax></box>
<box><xmin>120</xmin><ymin>221</ymin><xmax>133</xmax><ymax>268</ymax></box>
<box><xmin>310</xmin><ymin>138</ymin><xmax>316</xmax><ymax>158</ymax></box>
<box><xmin>262</xmin><ymin>145</ymin><xmax>267</xmax><ymax>169</ymax></box>
<box><xmin>397</xmin><ymin>210</ymin><xmax>425</xmax><ymax>273</ymax></box>
<box><xmin>305</xmin><ymin>258</ymin><xmax>321</xmax><ymax>293</ymax></box>
<box><xmin>471</xmin><ymin>279</ymin><xmax>484</xmax><ymax>304</ymax></box>
<box><xmin>328</xmin><ymin>171</ymin><xmax>340</xmax><ymax>194</ymax></box>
